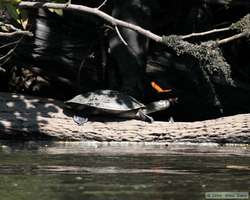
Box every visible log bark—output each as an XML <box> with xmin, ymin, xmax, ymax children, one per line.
<box><xmin>0</xmin><ymin>92</ymin><xmax>249</xmax><ymax>143</ymax></box>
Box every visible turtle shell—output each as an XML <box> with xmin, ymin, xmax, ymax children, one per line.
<box><xmin>65</xmin><ymin>90</ymin><xmax>145</xmax><ymax>113</ymax></box>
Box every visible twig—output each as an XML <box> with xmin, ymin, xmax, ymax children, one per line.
<box><xmin>181</xmin><ymin>27</ymin><xmax>231</xmax><ymax>39</ymax></box>
<box><xmin>0</xmin><ymin>48</ymin><xmax>15</xmax><ymax>61</ymax></box>
<box><xmin>0</xmin><ymin>41</ymin><xmax>19</xmax><ymax>49</ymax></box>
<box><xmin>0</xmin><ymin>67</ymin><xmax>5</xmax><ymax>72</ymax></box>
<box><xmin>115</xmin><ymin>26</ymin><xmax>128</xmax><ymax>46</ymax></box>
<box><xmin>217</xmin><ymin>31</ymin><xmax>250</xmax><ymax>45</ymax></box>
<box><xmin>97</xmin><ymin>0</ymin><xmax>108</xmax><ymax>10</ymax></box>
<box><xmin>0</xmin><ymin>22</ymin><xmax>19</xmax><ymax>31</ymax></box>
<box><xmin>0</xmin><ymin>37</ymin><xmax>22</xmax><ymax>64</ymax></box>
<box><xmin>0</xmin><ymin>22</ymin><xmax>33</xmax><ymax>39</ymax></box>
<box><xmin>0</xmin><ymin>30</ymin><xmax>33</xmax><ymax>37</ymax></box>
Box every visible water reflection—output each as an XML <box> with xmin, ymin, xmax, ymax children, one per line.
<box><xmin>0</xmin><ymin>141</ymin><xmax>249</xmax><ymax>200</ymax></box>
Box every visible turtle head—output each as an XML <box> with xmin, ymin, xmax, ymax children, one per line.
<box><xmin>152</xmin><ymin>98</ymin><xmax>177</xmax><ymax>108</ymax></box>
<box><xmin>168</xmin><ymin>97</ymin><xmax>178</xmax><ymax>105</ymax></box>
<box><xmin>143</xmin><ymin>98</ymin><xmax>177</xmax><ymax>115</ymax></box>
<box><xmin>153</xmin><ymin>100</ymin><xmax>170</xmax><ymax>109</ymax></box>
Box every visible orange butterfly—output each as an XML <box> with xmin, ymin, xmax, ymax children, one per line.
<box><xmin>151</xmin><ymin>81</ymin><xmax>172</xmax><ymax>93</ymax></box>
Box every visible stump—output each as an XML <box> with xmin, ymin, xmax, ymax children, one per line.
<box><xmin>0</xmin><ymin>92</ymin><xmax>249</xmax><ymax>143</ymax></box>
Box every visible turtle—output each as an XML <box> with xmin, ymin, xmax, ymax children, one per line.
<box><xmin>65</xmin><ymin>89</ymin><xmax>176</xmax><ymax>124</ymax></box>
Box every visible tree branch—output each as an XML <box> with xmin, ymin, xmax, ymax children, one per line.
<box><xmin>115</xmin><ymin>26</ymin><xmax>128</xmax><ymax>46</ymax></box>
<box><xmin>16</xmin><ymin>1</ymin><xmax>163</xmax><ymax>42</ymax></box>
<box><xmin>97</xmin><ymin>0</ymin><xmax>108</xmax><ymax>10</ymax></box>
<box><xmin>0</xmin><ymin>37</ymin><xmax>23</xmax><ymax>65</ymax></box>
<box><xmin>0</xmin><ymin>30</ymin><xmax>33</xmax><ymax>37</ymax></box>
<box><xmin>15</xmin><ymin>1</ymin><xmax>250</xmax><ymax>47</ymax></box>
<box><xmin>217</xmin><ymin>31</ymin><xmax>250</xmax><ymax>45</ymax></box>
<box><xmin>0</xmin><ymin>41</ymin><xmax>19</xmax><ymax>49</ymax></box>
<box><xmin>182</xmin><ymin>27</ymin><xmax>231</xmax><ymax>39</ymax></box>
<box><xmin>0</xmin><ymin>48</ymin><xmax>15</xmax><ymax>61</ymax></box>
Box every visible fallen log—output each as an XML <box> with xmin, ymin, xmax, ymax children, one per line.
<box><xmin>0</xmin><ymin>92</ymin><xmax>249</xmax><ymax>143</ymax></box>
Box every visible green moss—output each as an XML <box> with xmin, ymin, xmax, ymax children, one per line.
<box><xmin>162</xmin><ymin>35</ymin><xmax>234</xmax><ymax>86</ymax></box>
<box><xmin>162</xmin><ymin>35</ymin><xmax>235</xmax><ymax>108</ymax></box>
<box><xmin>230</xmin><ymin>14</ymin><xmax>250</xmax><ymax>33</ymax></box>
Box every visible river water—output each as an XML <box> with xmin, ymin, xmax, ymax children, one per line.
<box><xmin>0</xmin><ymin>141</ymin><xmax>249</xmax><ymax>200</ymax></box>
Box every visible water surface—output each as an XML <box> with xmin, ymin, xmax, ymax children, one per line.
<box><xmin>0</xmin><ymin>141</ymin><xmax>249</xmax><ymax>200</ymax></box>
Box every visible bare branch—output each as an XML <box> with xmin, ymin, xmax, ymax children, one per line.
<box><xmin>16</xmin><ymin>1</ymin><xmax>163</xmax><ymax>43</ymax></box>
<box><xmin>0</xmin><ymin>37</ymin><xmax>22</xmax><ymax>66</ymax></box>
<box><xmin>0</xmin><ymin>22</ymin><xmax>19</xmax><ymax>32</ymax></box>
<box><xmin>181</xmin><ymin>27</ymin><xmax>231</xmax><ymax>39</ymax></box>
<box><xmin>6</xmin><ymin>1</ymin><xmax>248</xmax><ymax>48</ymax></box>
<box><xmin>0</xmin><ymin>30</ymin><xmax>33</xmax><ymax>37</ymax></box>
<box><xmin>115</xmin><ymin>26</ymin><xmax>128</xmax><ymax>46</ymax></box>
<box><xmin>0</xmin><ymin>49</ymin><xmax>15</xmax><ymax>61</ymax></box>
<box><xmin>0</xmin><ymin>40</ymin><xmax>21</xmax><ymax>71</ymax></box>
<box><xmin>97</xmin><ymin>0</ymin><xmax>108</xmax><ymax>10</ymax></box>
<box><xmin>0</xmin><ymin>41</ymin><xmax>19</xmax><ymax>49</ymax></box>
<box><xmin>217</xmin><ymin>31</ymin><xmax>250</xmax><ymax>45</ymax></box>
<box><xmin>0</xmin><ymin>66</ymin><xmax>6</xmax><ymax>72</ymax></box>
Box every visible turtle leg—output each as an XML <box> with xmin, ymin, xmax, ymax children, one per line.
<box><xmin>73</xmin><ymin>115</ymin><xmax>88</xmax><ymax>126</ymax></box>
<box><xmin>137</xmin><ymin>110</ymin><xmax>154</xmax><ymax>123</ymax></box>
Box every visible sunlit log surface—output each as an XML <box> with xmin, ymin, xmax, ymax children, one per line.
<box><xmin>0</xmin><ymin>92</ymin><xmax>249</xmax><ymax>143</ymax></box>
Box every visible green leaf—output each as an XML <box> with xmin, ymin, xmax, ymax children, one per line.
<box><xmin>2</xmin><ymin>0</ymin><xmax>22</xmax><ymax>5</ymax></box>
<box><xmin>48</xmin><ymin>8</ymin><xmax>55</xmax><ymax>13</ymax></box>
<box><xmin>5</xmin><ymin>4</ymin><xmax>20</xmax><ymax>21</ymax></box>
<box><xmin>1</xmin><ymin>26</ymin><xmax>9</xmax><ymax>32</ymax></box>
<box><xmin>48</xmin><ymin>8</ymin><xmax>63</xmax><ymax>16</ymax></box>
<box><xmin>54</xmin><ymin>9</ymin><xmax>63</xmax><ymax>16</ymax></box>
<box><xmin>14</xmin><ymin>0</ymin><xmax>22</xmax><ymax>3</ymax></box>
<box><xmin>20</xmin><ymin>9</ymin><xmax>28</xmax><ymax>29</ymax></box>
<box><xmin>0</xmin><ymin>2</ymin><xmax>4</xmax><ymax>9</ymax></box>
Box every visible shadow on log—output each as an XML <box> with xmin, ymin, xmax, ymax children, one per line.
<box><xmin>0</xmin><ymin>92</ymin><xmax>249</xmax><ymax>143</ymax></box>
